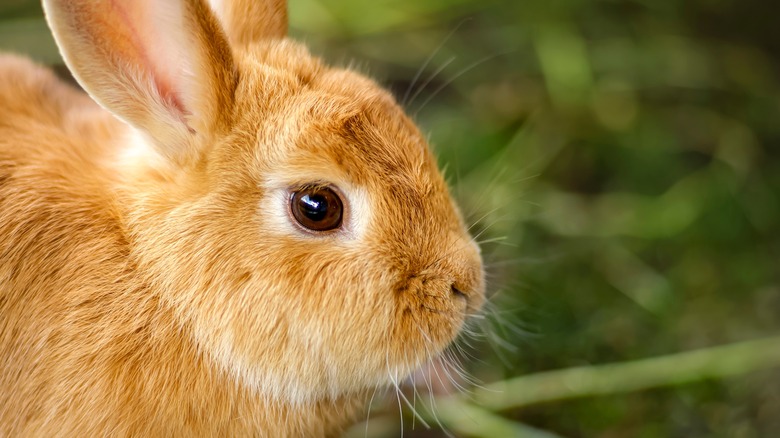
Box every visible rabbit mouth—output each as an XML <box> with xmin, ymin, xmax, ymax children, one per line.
<box><xmin>388</xmin><ymin>276</ymin><xmax>474</xmax><ymax>362</ymax></box>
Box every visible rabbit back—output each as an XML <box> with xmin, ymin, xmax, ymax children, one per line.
<box><xmin>0</xmin><ymin>53</ymin><xmax>148</xmax><ymax>435</ymax></box>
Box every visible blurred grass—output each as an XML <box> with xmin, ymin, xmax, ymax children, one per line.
<box><xmin>3</xmin><ymin>0</ymin><xmax>779</xmax><ymax>437</ymax></box>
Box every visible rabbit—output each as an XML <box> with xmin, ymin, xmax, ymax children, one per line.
<box><xmin>0</xmin><ymin>0</ymin><xmax>485</xmax><ymax>436</ymax></box>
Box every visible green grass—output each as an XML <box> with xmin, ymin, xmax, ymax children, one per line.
<box><xmin>3</xmin><ymin>0</ymin><xmax>779</xmax><ymax>436</ymax></box>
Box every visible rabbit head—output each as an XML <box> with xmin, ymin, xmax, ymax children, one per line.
<box><xmin>43</xmin><ymin>0</ymin><xmax>485</xmax><ymax>403</ymax></box>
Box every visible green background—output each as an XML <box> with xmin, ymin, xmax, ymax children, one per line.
<box><xmin>2</xmin><ymin>0</ymin><xmax>779</xmax><ymax>436</ymax></box>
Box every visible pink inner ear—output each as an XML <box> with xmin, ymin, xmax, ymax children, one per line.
<box><xmin>104</xmin><ymin>0</ymin><xmax>190</xmax><ymax>120</ymax></box>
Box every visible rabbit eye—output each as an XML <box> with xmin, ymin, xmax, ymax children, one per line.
<box><xmin>290</xmin><ymin>187</ymin><xmax>343</xmax><ymax>232</ymax></box>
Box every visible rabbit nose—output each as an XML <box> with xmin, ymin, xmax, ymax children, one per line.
<box><xmin>450</xmin><ymin>284</ymin><xmax>467</xmax><ymax>300</ymax></box>
<box><xmin>451</xmin><ymin>274</ymin><xmax>484</xmax><ymax>309</ymax></box>
<box><xmin>447</xmin><ymin>250</ymin><xmax>485</xmax><ymax>311</ymax></box>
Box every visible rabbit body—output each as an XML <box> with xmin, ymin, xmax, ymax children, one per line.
<box><xmin>0</xmin><ymin>54</ymin><xmax>366</xmax><ymax>436</ymax></box>
<box><xmin>0</xmin><ymin>0</ymin><xmax>484</xmax><ymax>436</ymax></box>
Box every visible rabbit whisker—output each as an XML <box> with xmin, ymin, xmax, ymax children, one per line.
<box><xmin>401</xmin><ymin>18</ymin><xmax>471</xmax><ymax>106</ymax></box>
<box><xmin>414</xmin><ymin>338</ymin><xmax>453</xmax><ymax>437</ymax></box>
<box><xmin>406</xmin><ymin>56</ymin><xmax>456</xmax><ymax>108</ymax></box>
<box><xmin>363</xmin><ymin>384</ymin><xmax>380</xmax><ymax>438</ymax></box>
<box><xmin>385</xmin><ymin>350</ymin><xmax>405</xmax><ymax>437</ymax></box>
<box><xmin>394</xmin><ymin>358</ymin><xmax>431</xmax><ymax>430</ymax></box>
<box><xmin>414</xmin><ymin>50</ymin><xmax>514</xmax><ymax>116</ymax></box>
<box><xmin>462</xmin><ymin>165</ymin><xmax>511</xmax><ymax>221</ymax></box>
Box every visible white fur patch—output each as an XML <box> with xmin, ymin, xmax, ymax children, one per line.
<box><xmin>117</xmin><ymin>128</ymin><xmax>168</xmax><ymax>170</ymax></box>
<box><xmin>206</xmin><ymin>0</ymin><xmax>225</xmax><ymax>24</ymax></box>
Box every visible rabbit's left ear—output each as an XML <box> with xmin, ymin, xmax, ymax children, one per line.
<box><xmin>43</xmin><ymin>0</ymin><xmax>237</xmax><ymax>165</ymax></box>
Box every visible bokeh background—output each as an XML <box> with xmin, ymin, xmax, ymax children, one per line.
<box><xmin>2</xmin><ymin>0</ymin><xmax>779</xmax><ymax>436</ymax></box>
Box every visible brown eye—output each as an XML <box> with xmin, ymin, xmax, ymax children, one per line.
<box><xmin>290</xmin><ymin>186</ymin><xmax>343</xmax><ymax>232</ymax></box>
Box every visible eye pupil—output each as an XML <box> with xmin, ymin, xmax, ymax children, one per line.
<box><xmin>290</xmin><ymin>187</ymin><xmax>343</xmax><ymax>232</ymax></box>
<box><xmin>299</xmin><ymin>194</ymin><xmax>328</xmax><ymax>221</ymax></box>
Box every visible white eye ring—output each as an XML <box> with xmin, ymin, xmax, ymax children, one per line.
<box><xmin>260</xmin><ymin>177</ymin><xmax>369</xmax><ymax>241</ymax></box>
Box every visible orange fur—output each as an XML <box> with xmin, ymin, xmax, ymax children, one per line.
<box><xmin>0</xmin><ymin>0</ymin><xmax>484</xmax><ymax>436</ymax></box>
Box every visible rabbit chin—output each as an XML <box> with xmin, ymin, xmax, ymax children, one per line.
<box><xmin>204</xmin><ymin>335</ymin><xmax>448</xmax><ymax>406</ymax></box>
<box><xmin>191</xmin><ymin>287</ymin><xmax>466</xmax><ymax>406</ymax></box>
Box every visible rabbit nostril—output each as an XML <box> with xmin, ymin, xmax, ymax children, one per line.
<box><xmin>450</xmin><ymin>284</ymin><xmax>467</xmax><ymax>300</ymax></box>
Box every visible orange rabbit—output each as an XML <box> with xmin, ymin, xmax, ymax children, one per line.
<box><xmin>0</xmin><ymin>0</ymin><xmax>484</xmax><ymax>436</ymax></box>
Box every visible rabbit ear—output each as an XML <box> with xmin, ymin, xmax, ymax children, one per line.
<box><xmin>43</xmin><ymin>0</ymin><xmax>237</xmax><ymax>164</ymax></box>
<box><xmin>208</xmin><ymin>0</ymin><xmax>287</xmax><ymax>45</ymax></box>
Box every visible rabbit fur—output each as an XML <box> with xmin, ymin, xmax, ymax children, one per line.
<box><xmin>0</xmin><ymin>0</ymin><xmax>485</xmax><ymax>436</ymax></box>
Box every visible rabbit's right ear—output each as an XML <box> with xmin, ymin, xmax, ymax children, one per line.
<box><xmin>43</xmin><ymin>0</ymin><xmax>237</xmax><ymax>165</ymax></box>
